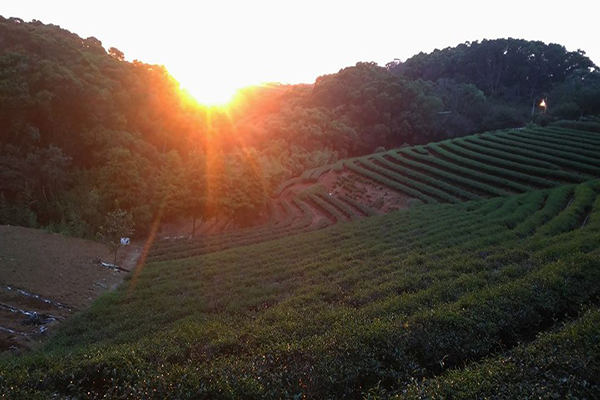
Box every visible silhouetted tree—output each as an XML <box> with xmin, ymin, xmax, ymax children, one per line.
<box><xmin>108</xmin><ymin>47</ymin><xmax>125</xmax><ymax>61</ymax></box>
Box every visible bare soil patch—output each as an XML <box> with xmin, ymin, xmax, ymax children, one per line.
<box><xmin>320</xmin><ymin>169</ymin><xmax>411</xmax><ymax>213</ymax></box>
<box><xmin>0</xmin><ymin>225</ymin><xmax>141</xmax><ymax>354</ymax></box>
<box><xmin>276</xmin><ymin>168</ymin><xmax>412</xmax><ymax>222</ymax></box>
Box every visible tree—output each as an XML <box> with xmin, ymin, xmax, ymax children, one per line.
<box><xmin>98</xmin><ymin>209</ymin><xmax>135</xmax><ymax>267</ymax></box>
<box><xmin>549</xmin><ymin>69</ymin><xmax>600</xmax><ymax>119</ymax></box>
<box><xmin>98</xmin><ymin>147</ymin><xmax>150</xmax><ymax>225</ymax></box>
<box><xmin>3</xmin><ymin>17</ymin><xmax>599</xmax><ymax>236</ymax></box>
<box><xmin>108</xmin><ymin>47</ymin><xmax>125</xmax><ymax>61</ymax></box>
<box><xmin>154</xmin><ymin>150</ymin><xmax>189</xmax><ymax>221</ymax></box>
<box><xmin>224</xmin><ymin>150</ymin><xmax>268</xmax><ymax>225</ymax></box>
<box><xmin>391</xmin><ymin>39</ymin><xmax>597</xmax><ymax>102</ymax></box>
<box><xmin>185</xmin><ymin>148</ymin><xmax>207</xmax><ymax>237</ymax></box>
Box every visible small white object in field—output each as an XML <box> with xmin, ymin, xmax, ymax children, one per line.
<box><xmin>329</xmin><ymin>192</ymin><xmax>332</xmax><ymax>196</ymax></box>
<box><xmin>120</xmin><ymin>237</ymin><xmax>130</xmax><ymax>245</ymax></box>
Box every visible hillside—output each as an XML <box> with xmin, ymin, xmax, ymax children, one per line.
<box><xmin>149</xmin><ymin>125</ymin><xmax>600</xmax><ymax>261</ymax></box>
<box><xmin>2</xmin><ymin>179</ymin><xmax>600</xmax><ymax>397</ymax></box>
<box><xmin>2</xmin><ymin>17</ymin><xmax>599</xmax><ymax>238</ymax></box>
<box><xmin>3</xmin><ymin>15</ymin><xmax>600</xmax><ymax>400</ymax></box>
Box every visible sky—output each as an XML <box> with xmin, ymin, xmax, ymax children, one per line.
<box><xmin>3</xmin><ymin>1</ymin><xmax>599</xmax><ymax>105</ymax></box>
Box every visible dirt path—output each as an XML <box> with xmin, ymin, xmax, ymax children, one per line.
<box><xmin>0</xmin><ymin>225</ymin><xmax>141</xmax><ymax>354</ymax></box>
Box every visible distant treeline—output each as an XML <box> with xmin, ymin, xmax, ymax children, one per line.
<box><xmin>1</xmin><ymin>16</ymin><xmax>598</xmax><ymax>236</ymax></box>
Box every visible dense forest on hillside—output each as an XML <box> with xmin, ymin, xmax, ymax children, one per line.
<box><xmin>1</xmin><ymin>16</ymin><xmax>599</xmax><ymax>236</ymax></box>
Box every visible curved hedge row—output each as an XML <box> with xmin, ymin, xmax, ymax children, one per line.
<box><xmin>5</xmin><ymin>182</ymin><xmax>600</xmax><ymax>398</ymax></box>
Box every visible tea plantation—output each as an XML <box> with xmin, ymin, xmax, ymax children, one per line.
<box><xmin>2</xmin><ymin>176</ymin><xmax>600</xmax><ymax>398</ymax></box>
<box><xmin>152</xmin><ymin>126</ymin><xmax>600</xmax><ymax>261</ymax></box>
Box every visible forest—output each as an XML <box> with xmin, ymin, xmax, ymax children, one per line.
<box><xmin>1</xmin><ymin>16</ymin><xmax>599</xmax><ymax>237</ymax></box>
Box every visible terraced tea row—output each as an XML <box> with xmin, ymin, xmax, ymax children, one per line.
<box><xmin>5</xmin><ymin>180</ymin><xmax>600</xmax><ymax>398</ymax></box>
<box><xmin>149</xmin><ymin>126</ymin><xmax>599</xmax><ymax>261</ymax></box>
<box><xmin>148</xmin><ymin>189</ymin><xmax>373</xmax><ymax>262</ymax></box>
<box><xmin>306</xmin><ymin>125</ymin><xmax>599</xmax><ymax>209</ymax></box>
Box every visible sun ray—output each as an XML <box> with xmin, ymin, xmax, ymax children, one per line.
<box><xmin>127</xmin><ymin>207</ymin><xmax>163</xmax><ymax>297</ymax></box>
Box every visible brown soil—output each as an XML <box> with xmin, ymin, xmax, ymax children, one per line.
<box><xmin>336</xmin><ymin>171</ymin><xmax>411</xmax><ymax>213</ymax></box>
<box><xmin>283</xmin><ymin>168</ymin><xmax>411</xmax><ymax>216</ymax></box>
<box><xmin>316</xmin><ymin>169</ymin><xmax>342</xmax><ymax>192</ymax></box>
<box><xmin>0</xmin><ymin>225</ymin><xmax>141</xmax><ymax>354</ymax></box>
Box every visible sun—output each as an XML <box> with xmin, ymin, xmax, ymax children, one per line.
<box><xmin>179</xmin><ymin>79</ymin><xmax>241</xmax><ymax>108</ymax></box>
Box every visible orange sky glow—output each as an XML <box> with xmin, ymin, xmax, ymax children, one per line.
<box><xmin>4</xmin><ymin>1</ymin><xmax>599</xmax><ymax>106</ymax></box>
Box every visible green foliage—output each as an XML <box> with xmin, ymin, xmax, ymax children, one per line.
<box><xmin>154</xmin><ymin>150</ymin><xmax>189</xmax><ymax>220</ymax></box>
<box><xmin>514</xmin><ymin>185</ymin><xmax>573</xmax><ymax>237</ymax></box>
<box><xmin>97</xmin><ymin>209</ymin><xmax>135</xmax><ymax>265</ymax></box>
<box><xmin>1</xmin><ymin>21</ymin><xmax>600</xmax><ymax>397</ymax></box>
<box><xmin>534</xmin><ymin>182</ymin><xmax>597</xmax><ymax>237</ymax></box>
<box><xmin>346</xmin><ymin>160</ymin><xmax>437</xmax><ymax>204</ymax></box>
<box><xmin>430</xmin><ymin>142</ymin><xmax>557</xmax><ymax>188</ymax></box>
<box><xmin>185</xmin><ymin>148</ymin><xmax>207</xmax><ymax>235</ymax></box>
<box><xmin>406</xmin><ymin>198</ymin><xmax>423</xmax><ymax>208</ymax></box>
<box><xmin>273</xmin><ymin>177</ymin><xmax>303</xmax><ymax>197</ymax></box>
<box><xmin>465</xmin><ymin>135</ymin><xmax>561</xmax><ymax>171</ymax></box>
<box><xmin>391</xmin><ymin>38</ymin><xmax>596</xmax><ymax>101</ymax></box>
<box><xmin>338</xmin><ymin>194</ymin><xmax>377</xmax><ymax>217</ymax></box>
<box><xmin>548</xmin><ymin>70</ymin><xmax>600</xmax><ymax>119</ymax></box>
<box><xmin>3</xmin><ymin>182</ymin><xmax>600</xmax><ymax>398</ymax></box>
<box><xmin>1</xmin><ymin>18</ymin><xmax>597</xmax><ymax>235</ymax></box>
<box><xmin>509</xmin><ymin>129</ymin><xmax>600</xmax><ymax>162</ymax></box>
<box><xmin>266</xmin><ymin>127</ymin><xmax>597</xmax><ymax>234</ymax></box>
<box><xmin>552</xmin><ymin>119</ymin><xmax>600</xmax><ymax>133</ymax></box>
<box><xmin>399</xmin><ymin>308</ymin><xmax>600</xmax><ymax>399</ymax></box>
<box><xmin>481</xmin><ymin>133</ymin><xmax>600</xmax><ymax>175</ymax></box>
<box><xmin>387</xmin><ymin>150</ymin><xmax>509</xmax><ymax>197</ymax></box>
<box><xmin>533</xmin><ymin>126</ymin><xmax>600</xmax><ymax>146</ymax></box>
<box><xmin>372</xmin><ymin>153</ymin><xmax>480</xmax><ymax>201</ymax></box>
<box><xmin>402</xmin><ymin>146</ymin><xmax>531</xmax><ymax>192</ymax></box>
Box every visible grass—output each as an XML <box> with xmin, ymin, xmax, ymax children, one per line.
<box><xmin>2</xmin><ymin>180</ymin><xmax>600</xmax><ymax>398</ymax></box>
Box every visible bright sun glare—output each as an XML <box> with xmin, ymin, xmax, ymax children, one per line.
<box><xmin>179</xmin><ymin>78</ymin><xmax>242</xmax><ymax>107</ymax></box>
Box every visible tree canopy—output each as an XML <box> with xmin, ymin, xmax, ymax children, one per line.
<box><xmin>388</xmin><ymin>38</ymin><xmax>596</xmax><ymax>101</ymax></box>
<box><xmin>1</xmin><ymin>17</ymin><xmax>598</xmax><ymax>236</ymax></box>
